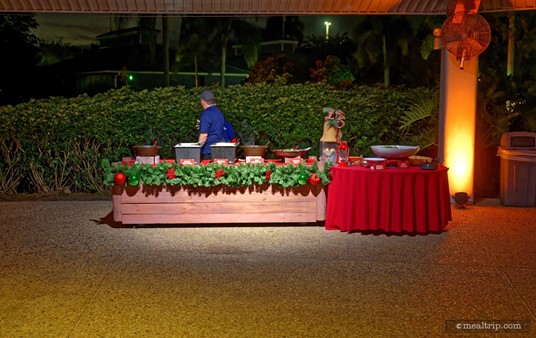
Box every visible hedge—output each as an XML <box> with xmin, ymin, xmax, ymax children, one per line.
<box><xmin>0</xmin><ymin>83</ymin><xmax>437</xmax><ymax>194</ymax></box>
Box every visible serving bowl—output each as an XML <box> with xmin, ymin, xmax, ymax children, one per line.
<box><xmin>370</xmin><ymin>145</ymin><xmax>419</xmax><ymax>159</ymax></box>
<box><xmin>272</xmin><ymin>147</ymin><xmax>311</xmax><ymax>158</ymax></box>
<box><xmin>241</xmin><ymin>145</ymin><xmax>268</xmax><ymax>157</ymax></box>
<box><xmin>133</xmin><ymin>145</ymin><xmax>161</xmax><ymax>156</ymax></box>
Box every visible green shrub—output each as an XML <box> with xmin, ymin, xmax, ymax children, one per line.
<box><xmin>0</xmin><ymin>83</ymin><xmax>437</xmax><ymax>194</ymax></box>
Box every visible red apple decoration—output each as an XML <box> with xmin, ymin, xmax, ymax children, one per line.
<box><xmin>114</xmin><ymin>172</ymin><xmax>127</xmax><ymax>185</ymax></box>
<box><xmin>308</xmin><ymin>173</ymin><xmax>321</xmax><ymax>185</ymax></box>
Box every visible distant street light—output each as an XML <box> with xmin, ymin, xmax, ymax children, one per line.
<box><xmin>324</xmin><ymin>21</ymin><xmax>331</xmax><ymax>41</ymax></box>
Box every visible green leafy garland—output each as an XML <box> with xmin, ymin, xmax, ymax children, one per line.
<box><xmin>102</xmin><ymin>160</ymin><xmax>332</xmax><ymax>188</ymax></box>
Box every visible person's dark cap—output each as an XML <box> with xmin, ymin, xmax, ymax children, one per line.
<box><xmin>199</xmin><ymin>90</ymin><xmax>216</xmax><ymax>102</ymax></box>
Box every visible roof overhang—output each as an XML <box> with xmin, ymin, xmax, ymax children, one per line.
<box><xmin>1</xmin><ymin>0</ymin><xmax>535</xmax><ymax>15</ymax></box>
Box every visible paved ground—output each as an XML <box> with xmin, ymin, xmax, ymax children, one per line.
<box><xmin>0</xmin><ymin>197</ymin><xmax>534</xmax><ymax>337</ymax></box>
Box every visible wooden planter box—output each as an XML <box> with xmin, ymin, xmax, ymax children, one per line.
<box><xmin>112</xmin><ymin>184</ymin><xmax>326</xmax><ymax>225</ymax></box>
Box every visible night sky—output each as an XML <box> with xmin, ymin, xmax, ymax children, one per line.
<box><xmin>34</xmin><ymin>13</ymin><xmax>113</xmax><ymax>45</ymax></box>
<box><xmin>33</xmin><ymin>13</ymin><xmax>356</xmax><ymax>46</ymax></box>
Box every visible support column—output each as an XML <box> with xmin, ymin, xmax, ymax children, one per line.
<box><xmin>438</xmin><ymin>49</ymin><xmax>478</xmax><ymax>203</ymax></box>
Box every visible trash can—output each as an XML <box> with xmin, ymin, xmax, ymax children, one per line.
<box><xmin>497</xmin><ymin>132</ymin><xmax>536</xmax><ymax>207</ymax></box>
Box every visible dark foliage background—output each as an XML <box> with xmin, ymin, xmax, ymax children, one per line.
<box><xmin>0</xmin><ymin>15</ymin><xmax>41</xmax><ymax>105</ymax></box>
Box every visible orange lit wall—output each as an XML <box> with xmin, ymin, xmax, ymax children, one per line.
<box><xmin>438</xmin><ymin>49</ymin><xmax>478</xmax><ymax>202</ymax></box>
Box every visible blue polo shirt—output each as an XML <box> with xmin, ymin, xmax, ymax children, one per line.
<box><xmin>223</xmin><ymin>120</ymin><xmax>236</xmax><ymax>142</ymax></box>
<box><xmin>199</xmin><ymin>105</ymin><xmax>225</xmax><ymax>155</ymax></box>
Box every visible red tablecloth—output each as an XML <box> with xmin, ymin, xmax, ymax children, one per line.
<box><xmin>325</xmin><ymin>165</ymin><xmax>452</xmax><ymax>234</ymax></box>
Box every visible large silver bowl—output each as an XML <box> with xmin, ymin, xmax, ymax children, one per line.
<box><xmin>272</xmin><ymin>147</ymin><xmax>311</xmax><ymax>158</ymax></box>
<box><xmin>370</xmin><ymin>145</ymin><xmax>419</xmax><ymax>159</ymax></box>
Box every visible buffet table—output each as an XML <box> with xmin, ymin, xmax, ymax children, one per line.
<box><xmin>325</xmin><ymin>165</ymin><xmax>452</xmax><ymax>234</ymax></box>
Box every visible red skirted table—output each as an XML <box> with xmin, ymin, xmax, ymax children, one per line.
<box><xmin>325</xmin><ymin>165</ymin><xmax>452</xmax><ymax>234</ymax></box>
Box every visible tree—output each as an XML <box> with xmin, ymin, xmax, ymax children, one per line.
<box><xmin>113</xmin><ymin>14</ymin><xmax>170</xmax><ymax>86</ymax></box>
<box><xmin>247</xmin><ymin>54</ymin><xmax>296</xmax><ymax>84</ymax></box>
<box><xmin>300</xmin><ymin>32</ymin><xmax>356</xmax><ymax>65</ymax></box>
<box><xmin>309</xmin><ymin>55</ymin><xmax>355</xmax><ymax>88</ymax></box>
<box><xmin>176</xmin><ymin>17</ymin><xmax>214</xmax><ymax>89</ymax></box>
<box><xmin>479</xmin><ymin>11</ymin><xmax>536</xmax><ymax>132</ymax></box>
<box><xmin>263</xmin><ymin>16</ymin><xmax>305</xmax><ymax>43</ymax></box>
<box><xmin>137</xmin><ymin>16</ymin><xmax>157</xmax><ymax>66</ymax></box>
<box><xmin>113</xmin><ymin>14</ymin><xmax>132</xmax><ymax>30</ymax></box>
<box><xmin>351</xmin><ymin>15</ymin><xmax>438</xmax><ymax>88</ymax></box>
<box><xmin>204</xmin><ymin>17</ymin><xmax>262</xmax><ymax>86</ymax></box>
<box><xmin>0</xmin><ymin>15</ymin><xmax>41</xmax><ymax>105</ymax></box>
<box><xmin>37</xmin><ymin>39</ymin><xmax>84</xmax><ymax>66</ymax></box>
<box><xmin>162</xmin><ymin>14</ymin><xmax>170</xmax><ymax>86</ymax></box>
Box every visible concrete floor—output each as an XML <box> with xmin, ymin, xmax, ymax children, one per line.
<box><xmin>0</xmin><ymin>198</ymin><xmax>534</xmax><ymax>337</ymax></box>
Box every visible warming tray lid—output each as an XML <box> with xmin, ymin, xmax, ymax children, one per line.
<box><xmin>211</xmin><ymin>142</ymin><xmax>238</xmax><ymax>147</ymax></box>
<box><xmin>174</xmin><ymin>143</ymin><xmax>201</xmax><ymax>148</ymax></box>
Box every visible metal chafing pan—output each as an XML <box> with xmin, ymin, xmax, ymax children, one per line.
<box><xmin>272</xmin><ymin>147</ymin><xmax>311</xmax><ymax>158</ymax></box>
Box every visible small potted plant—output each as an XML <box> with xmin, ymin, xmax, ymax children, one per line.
<box><xmin>236</xmin><ymin>119</ymin><xmax>270</xmax><ymax>157</ymax></box>
<box><xmin>133</xmin><ymin>126</ymin><xmax>161</xmax><ymax>156</ymax></box>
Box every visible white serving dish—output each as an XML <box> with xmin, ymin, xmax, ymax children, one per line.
<box><xmin>363</xmin><ymin>157</ymin><xmax>386</xmax><ymax>162</ymax></box>
<box><xmin>370</xmin><ymin>145</ymin><xmax>419</xmax><ymax>159</ymax></box>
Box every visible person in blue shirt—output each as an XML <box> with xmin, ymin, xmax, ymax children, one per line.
<box><xmin>223</xmin><ymin>120</ymin><xmax>237</xmax><ymax>143</ymax></box>
<box><xmin>197</xmin><ymin>90</ymin><xmax>225</xmax><ymax>160</ymax></box>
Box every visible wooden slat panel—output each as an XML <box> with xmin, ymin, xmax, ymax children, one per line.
<box><xmin>1</xmin><ymin>0</ymin><xmax>534</xmax><ymax>14</ymax></box>
<box><xmin>316</xmin><ymin>185</ymin><xmax>326</xmax><ymax>221</ymax></box>
<box><xmin>113</xmin><ymin>183</ymin><xmax>325</xmax><ymax>224</ymax></box>
<box><xmin>106</xmin><ymin>0</ymin><xmax>119</xmax><ymax>11</ymax></box>
<box><xmin>122</xmin><ymin>201</ymin><xmax>317</xmax><ymax>214</ymax></box>
<box><xmin>337</xmin><ymin>0</ymin><xmax>358</xmax><ymax>12</ymax></box>
<box><xmin>120</xmin><ymin>185</ymin><xmax>321</xmax><ymax>204</ymax></box>
<box><xmin>134</xmin><ymin>0</ymin><xmax>145</xmax><ymax>11</ymax></box>
<box><xmin>121</xmin><ymin>212</ymin><xmax>317</xmax><ymax>224</ymax></box>
<box><xmin>112</xmin><ymin>185</ymin><xmax>123</xmax><ymax>222</ymax></box>
<box><xmin>280</xmin><ymin>0</ymin><xmax>298</xmax><ymax>12</ymax></box>
<box><xmin>121</xmin><ymin>192</ymin><xmax>317</xmax><ymax>204</ymax></box>
<box><xmin>95</xmin><ymin>0</ymin><xmax>109</xmax><ymax>11</ymax></box>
